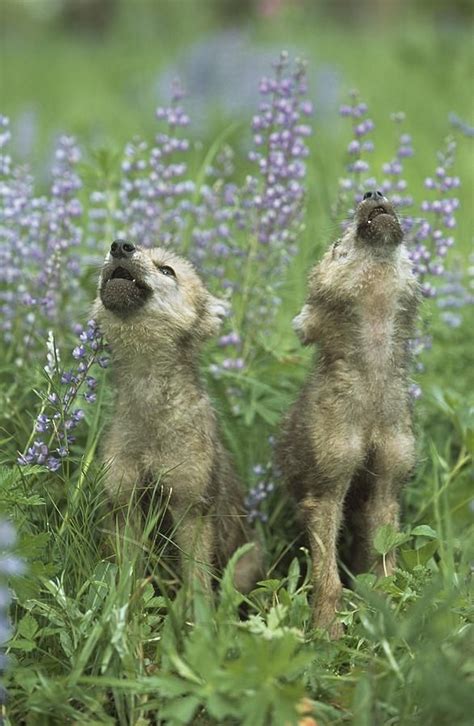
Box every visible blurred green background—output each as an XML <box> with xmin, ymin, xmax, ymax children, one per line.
<box><xmin>1</xmin><ymin>1</ymin><xmax>472</xmax><ymax>151</ymax></box>
<box><xmin>2</xmin><ymin>0</ymin><xmax>473</xmax><ymax>246</ymax></box>
<box><xmin>2</xmin><ymin>0</ymin><xmax>473</xmax><ymax>259</ymax></box>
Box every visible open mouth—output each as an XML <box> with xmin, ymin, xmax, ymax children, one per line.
<box><xmin>356</xmin><ymin>196</ymin><xmax>402</xmax><ymax>246</ymax></box>
<box><xmin>100</xmin><ymin>263</ymin><xmax>152</xmax><ymax>316</ymax></box>
<box><xmin>367</xmin><ymin>206</ymin><xmax>390</xmax><ymax>223</ymax></box>
<box><xmin>105</xmin><ymin>265</ymin><xmax>149</xmax><ymax>290</ymax></box>
<box><xmin>110</xmin><ymin>266</ymin><xmax>135</xmax><ymax>282</ymax></box>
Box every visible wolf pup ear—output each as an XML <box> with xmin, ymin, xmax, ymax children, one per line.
<box><xmin>199</xmin><ymin>294</ymin><xmax>230</xmax><ymax>338</ymax></box>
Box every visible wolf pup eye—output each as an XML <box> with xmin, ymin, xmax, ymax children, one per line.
<box><xmin>157</xmin><ymin>265</ymin><xmax>176</xmax><ymax>278</ymax></box>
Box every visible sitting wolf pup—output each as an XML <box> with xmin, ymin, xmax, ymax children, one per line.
<box><xmin>277</xmin><ymin>191</ymin><xmax>420</xmax><ymax>638</ymax></box>
<box><xmin>94</xmin><ymin>240</ymin><xmax>262</xmax><ymax>594</ymax></box>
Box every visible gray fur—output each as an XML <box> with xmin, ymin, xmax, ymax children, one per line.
<box><xmin>277</xmin><ymin>197</ymin><xmax>420</xmax><ymax>637</ymax></box>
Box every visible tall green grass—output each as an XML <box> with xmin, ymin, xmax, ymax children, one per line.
<box><xmin>3</xmin><ymin>380</ymin><xmax>473</xmax><ymax>724</ymax></box>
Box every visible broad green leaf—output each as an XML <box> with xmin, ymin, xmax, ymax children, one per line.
<box><xmin>373</xmin><ymin>524</ymin><xmax>411</xmax><ymax>555</ymax></box>
<box><xmin>412</xmin><ymin>524</ymin><xmax>438</xmax><ymax>539</ymax></box>
<box><xmin>401</xmin><ymin>540</ymin><xmax>439</xmax><ymax>569</ymax></box>
<box><xmin>207</xmin><ymin>691</ymin><xmax>241</xmax><ymax>720</ymax></box>
<box><xmin>154</xmin><ymin>674</ymin><xmax>189</xmax><ymax>698</ymax></box>
<box><xmin>10</xmin><ymin>638</ymin><xmax>36</xmax><ymax>652</ymax></box>
<box><xmin>160</xmin><ymin>695</ymin><xmax>201</xmax><ymax>725</ymax></box>
<box><xmin>17</xmin><ymin>614</ymin><xmax>39</xmax><ymax>641</ymax></box>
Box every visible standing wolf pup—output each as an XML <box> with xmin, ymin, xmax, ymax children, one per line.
<box><xmin>277</xmin><ymin>191</ymin><xmax>420</xmax><ymax>637</ymax></box>
<box><xmin>94</xmin><ymin>240</ymin><xmax>262</xmax><ymax>595</ymax></box>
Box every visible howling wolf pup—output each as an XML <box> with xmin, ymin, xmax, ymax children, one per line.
<box><xmin>94</xmin><ymin>240</ymin><xmax>262</xmax><ymax>595</ymax></box>
<box><xmin>277</xmin><ymin>191</ymin><xmax>420</xmax><ymax>637</ymax></box>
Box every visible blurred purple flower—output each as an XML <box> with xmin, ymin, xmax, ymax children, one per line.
<box><xmin>156</xmin><ymin>31</ymin><xmax>340</xmax><ymax>131</ymax></box>
<box><xmin>0</xmin><ymin>122</ymin><xmax>83</xmax><ymax>351</ymax></box>
<box><xmin>18</xmin><ymin>320</ymin><xmax>106</xmax><ymax>472</ymax></box>
<box><xmin>1</xmin><ymin>519</ymin><xmax>25</xmax><ymax>674</ymax></box>
<box><xmin>245</xmin><ymin>458</ymin><xmax>276</xmax><ymax>523</ymax></box>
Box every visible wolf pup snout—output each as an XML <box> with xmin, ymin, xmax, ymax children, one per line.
<box><xmin>110</xmin><ymin>239</ymin><xmax>136</xmax><ymax>259</ymax></box>
<box><xmin>355</xmin><ymin>193</ymin><xmax>404</xmax><ymax>247</ymax></box>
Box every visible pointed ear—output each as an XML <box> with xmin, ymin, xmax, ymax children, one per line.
<box><xmin>199</xmin><ymin>294</ymin><xmax>230</xmax><ymax>338</ymax></box>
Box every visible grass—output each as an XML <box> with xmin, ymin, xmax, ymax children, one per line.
<box><xmin>1</xmin><ymin>3</ymin><xmax>473</xmax><ymax>724</ymax></box>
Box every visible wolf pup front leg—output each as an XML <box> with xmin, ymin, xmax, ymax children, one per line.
<box><xmin>94</xmin><ymin>240</ymin><xmax>262</xmax><ymax>595</ymax></box>
<box><xmin>278</xmin><ymin>192</ymin><xmax>419</xmax><ymax>637</ymax></box>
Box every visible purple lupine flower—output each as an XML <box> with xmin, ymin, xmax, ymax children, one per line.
<box><xmin>34</xmin><ymin>136</ymin><xmax>83</xmax><ymax>322</ymax></box>
<box><xmin>189</xmin><ymin>144</ymin><xmax>240</xmax><ymax>282</ymax></box>
<box><xmin>376</xmin><ymin>113</ymin><xmax>414</xmax><ymax>209</ymax></box>
<box><xmin>335</xmin><ymin>95</ymin><xmax>471</xmax><ymax>397</ymax></box>
<box><xmin>201</xmin><ymin>54</ymin><xmax>313</xmax><ymax>376</ymax></box>
<box><xmin>333</xmin><ymin>90</ymin><xmax>375</xmax><ymax>220</ymax></box>
<box><xmin>0</xmin><ymin>124</ymin><xmax>83</xmax><ymax>352</ymax></box>
<box><xmin>18</xmin><ymin>320</ymin><xmax>107</xmax><ymax>471</ymax></box>
<box><xmin>218</xmin><ymin>331</ymin><xmax>241</xmax><ymax>347</ymax></box>
<box><xmin>221</xmin><ymin>357</ymin><xmax>245</xmax><ymax>371</ymax></box>
<box><xmin>0</xmin><ymin>520</ymin><xmax>25</xmax><ymax>678</ymax></box>
<box><xmin>115</xmin><ymin>79</ymin><xmax>196</xmax><ymax>249</ymax></box>
<box><xmin>406</xmin><ymin>138</ymin><xmax>461</xmax><ymax>299</ymax></box>
<box><xmin>234</xmin><ymin>53</ymin><xmax>313</xmax><ymax>345</ymax></box>
<box><xmin>449</xmin><ymin>113</ymin><xmax>474</xmax><ymax>138</ymax></box>
<box><xmin>437</xmin><ymin>262</ymin><xmax>474</xmax><ymax>326</ymax></box>
<box><xmin>245</xmin><ymin>52</ymin><xmax>311</xmax><ymax>250</ymax></box>
<box><xmin>244</xmin><ymin>459</ymin><xmax>276</xmax><ymax>523</ymax></box>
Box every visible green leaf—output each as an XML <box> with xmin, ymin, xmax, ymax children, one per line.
<box><xmin>17</xmin><ymin>531</ymin><xmax>50</xmax><ymax>558</ymax></box>
<box><xmin>287</xmin><ymin>557</ymin><xmax>300</xmax><ymax>595</ymax></box>
<box><xmin>218</xmin><ymin>542</ymin><xmax>255</xmax><ymax>617</ymax></box>
<box><xmin>160</xmin><ymin>695</ymin><xmax>201</xmax><ymax>724</ymax></box>
<box><xmin>255</xmin><ymin>579</ymin><xmax>281</xmax><ymax>592</ymax></box>
<box><xmin>154</xmin><ymin>674</ymin><xmax>189</xmax><ymax>698</ymax></box>
<box><xmin>355</xmin><ymin>573</ymin><xmax>378</xmax><ymax>588</ymax></box>
<box><xmin>241</xmin><ymin>694</ymin><xmax>270</xmax><ymax>726</ymax></box>
<box><xmin>465</xmin><ymin>426</ymin><xmax>474</xmax><ymax>455</ymax></box>
<box><xmin>279</xmin><ymin>588</ymin><xmax>291</xmax><ymax>607</ymax></box>
<box><xmin>373</xmin><ymin>524</ymin><xmax>411</xmax><ymax>555</ymax></box>
<box><xmin>352</xmin><ymin>673</ymin><xmax>373</xmax><ymax>726</ymax></box>
<box><xmin>412</xmin><ymin>524</ymin><xmax>438</xmax><ymax>539</ymax></box>
<box><xmin>207</xmin><ymin>691</ymin><xmax>240</xmax><ymax>720</ymax></box>
<box><xmin>169</xmin><ymin>653</ymin><xmax>203</xmax><ymax>685</ymax></box>
<box><xmin>267</xmin><ymin>603</ymin><xmax>288</xmax><ymax>631</ymax></box>
<box><xmin>17</xmin><ymin>614</ymin><xmax>39</xmax><ymax>641</ymax></box>
<box><xmin>60</xmin><ymin>630</ymin><xmax>74</xmax><ymax>659</ymax></box>
<box><xmin>10</xmin><ymin>638</ymin><xmax>36</xmax><ymax>652</ymax></box>
<box><xmin>401</xmin><ymin>540</ymin><xmax>439</xmax><ymax>569</ymax></box>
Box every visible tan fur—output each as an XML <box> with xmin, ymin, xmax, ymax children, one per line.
<box><xmin>93</xmin><ymin>245</ymin><xmax>262</xmax><ymax>595</ymax></box>
<box><xmin>277</xmin><ymin>197</ymin><xmax>420</xmax><ymax>637</ymax></box>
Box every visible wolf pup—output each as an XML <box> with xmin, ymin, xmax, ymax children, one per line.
<box><xmin>277</xmin><ymin>191</ymin><xmax>419</xmax><ymax>637</ymax></box>
<box><xmin>94</xmin><ymin>240</ymin><xmax>262</xmax><ymax>594</ymax></box>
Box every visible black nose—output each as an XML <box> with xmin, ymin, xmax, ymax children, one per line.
<box><xmin>110</xmin><ymin>240</ymin><xmax>136</xmax><ymax>259</ymax></box>
<box><xmin>363</xmin><ymin>190</ymin><xmax>385</xmax><ymax>201</ymax></box>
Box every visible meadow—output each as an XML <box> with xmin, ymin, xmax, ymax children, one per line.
<box><xmin>1</xmin><ymin>3</ymin><xmax>473</xmax><ymax>724</ymax></box>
